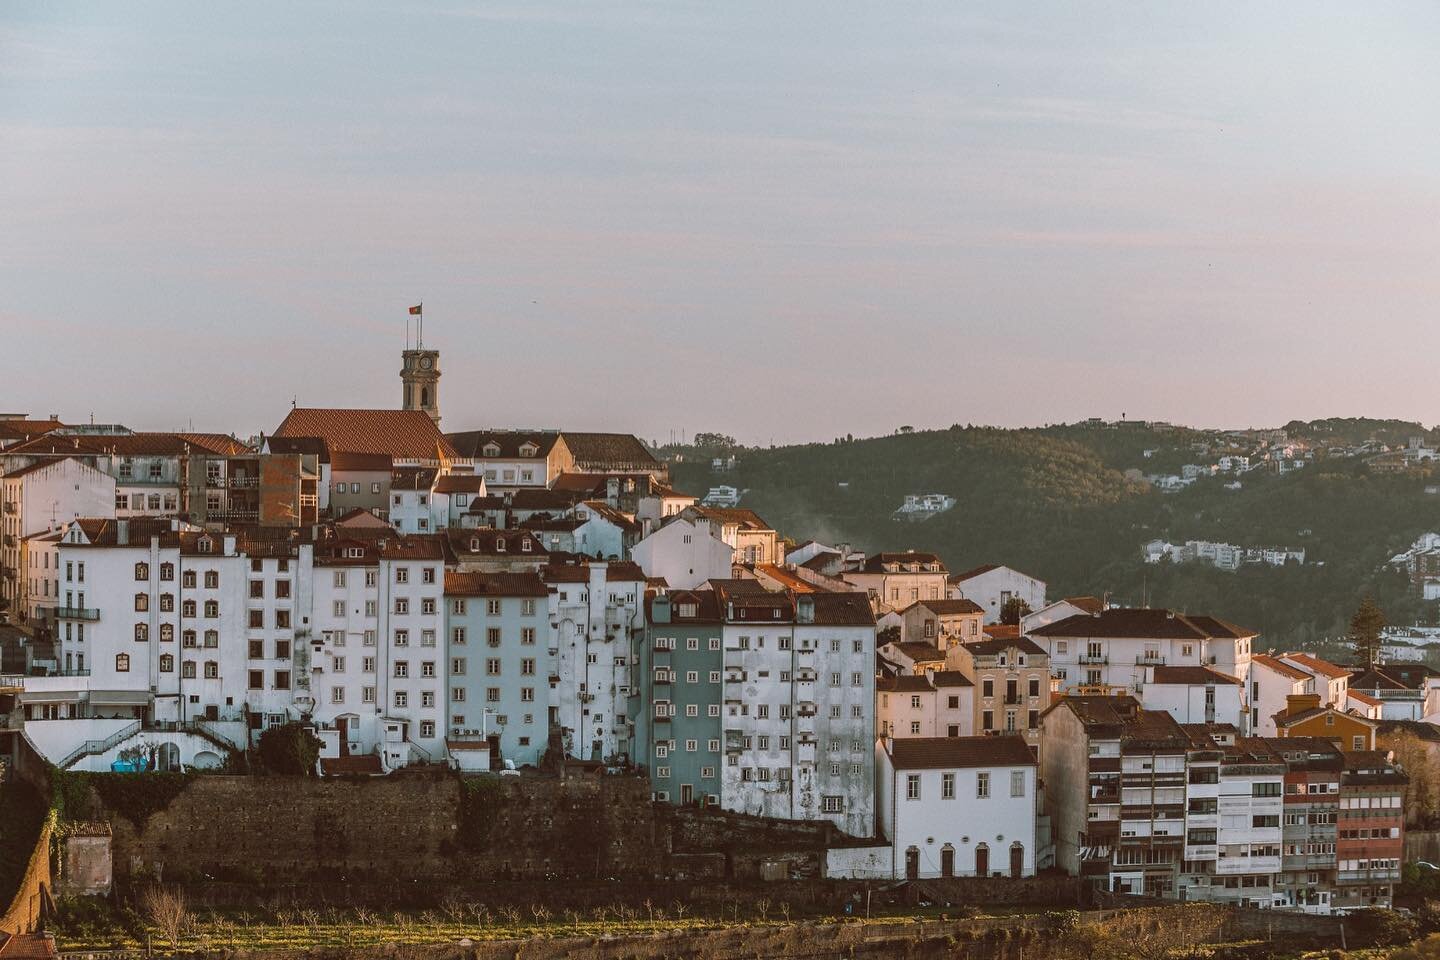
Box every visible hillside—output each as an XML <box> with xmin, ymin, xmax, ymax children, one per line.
<box><xmin>668</xmin><ymin>421</ymin><xmax>1440</xmax><ymax>649</ymax></box>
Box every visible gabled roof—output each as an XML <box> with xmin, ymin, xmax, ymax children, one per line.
<box><xmin>688</xmin><ymin>505</ymin><xmax>774</xmax><ymax>531</ymax></box>
<box><xmin>446</xmin><ymin>528</ymin><xmax>547</xmax><ymax>558</ymax></box>
<box><xmin>444</xmin><ymin>570</ymin><xmax>549</xmax><ymax>598</ymax></box>
<box><xmin>264</xmin><ymin>435</ymin><xmax>330</xmax><ymax>461</ymax></box>
<box><xmin>433</xmin><ymin>473</ymin><xmax>485</xmax><ymax>495</ymax></box>
<box><xmin>961</xmin><ymin>636</ymin><xmax>1046</xmax><ymax>658</ymax></box>
<box><xmin>577</xmin><ymin>500</ymin><xmax>641</xmax><ymax>533</ymax></box>
<box><xmin>908</xmin><ymin>598</ymin><xmax>984</xmax><ymax>616</ymax></box>
<box><xmin>444</xmin><ymin>429</ymin><xmax>561</xmax><ymax>460</ymax></box>
<box><xmin>1273</xmin><ymin>704</ymin><xmax>1377</xmax><ymax>730</ymax></box>
<box><xmin>1283</xmin><ymin>652</ymin><xmax>1350</xmax><ymax>679</ymax></box>
<box><xmin>275</xmin><ymin>408</ymin><xmax>457</xmax><ymax>461</ymax></box>
<box><xmin>1251</xmin><ymin>654</ymin><xmax>1311</xmax><ymax>682</ymax></box>
<box><xmin>560</xmin><ymin>432</ymin><xmax>658</xmax><ymax>468</ymax></box>
<box><xmin>948</xmin><ymin>563</ymin><xmax>1000</xmax><ymax>582</ymax></box>
<box><xmin>878</xmin><ymin>674</ymin><xmax>934</xmax><ymax>694</ymax></box>
<box><xmin>1065</xmin><ymin>596</ymin><xmax>1105</xmax><ymax>615</ymax></box>
<box><xmin>932</xmin><ymin>670</ymin><xmax>974</xmax><ymax>688</ymax></box>
<box><xmin>862</xmin><ymin>551</ymin><xmax>945</xmax><ymax>573</ymax></box>
<box><xmin>4</xmin><ymin>431</ymin><xmax>247</xmax><ymax>458</ymax></box>
<box><xmin>1150</xmin><ymin>665</ymin><xmax>1241</xmax><ymax>686</ymax></box>
<box><xmin>1029</xmin><ymin>608</ymin><xmax>1256</xmax><ymax>641</ymax></box>
<box><xmin>885</xmin><ymin>641</ymin><xmax>946</xmax><ymax>664</ymax></box>
<box><xmin>886</xmin><ymin>735</ymin><xmax>1034</xmax><ymax>770</ymax></box>
<box><xmin>804</xmin><ymin>592</ymin><xmax>876</xmax><ymax>626</ymax></box>
<box><xmin>1</xmin><ymin>456</ymin><xmax>106</xmax><ymax>481</ymax></box>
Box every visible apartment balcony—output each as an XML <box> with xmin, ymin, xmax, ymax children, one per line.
<box><xmin>229</xmin><ymin>476</ymin><xmax>259</xmax><ymax>488</ymax></box>
<box><xmin>1136</xmin><ymin>655</ymin><xmax>1166</xmax><ymax>666</ymax></box>
<box><xmin>796</xmin><ymin>702</ymin><xmax>817</xmax><ymax>718</ymax></box>
<box><xmin>1217</xmin><ymin>856</ymin><xmax>1282</xmax><ymax>876</ymax></box>
<box><xmin>725</xmin><ymin>671</ymin><xmax>746</xmax><ymax>683</ymax></box>
<box><xmin>652</xmin><ymin>705</ymin><xmax>673</xmax><ymax>722</ymax></box>
<box><xmin>56</xmin><ymin>607</ymin><xmax>100</xmax><ymax>621</ymax></box>
<box><xmin>1078</xmin><ymin>655</ymin><xmax>1109</xmax><ymax>665</ymax></box>
<box><xmin>652</xmin><ymin>674</ymin><xmax>672</xmax><ymax>686</ymax></box>
<box><xmin>1339</xmin><ymin>868</ymin><xmax>1400</xmax><ymax>883</ymax></box>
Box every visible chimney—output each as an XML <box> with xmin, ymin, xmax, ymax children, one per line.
<box><xmin>1286</xmin><ymin>693</ymin><xmax>1322</xmax><ymax>717</ymax></box>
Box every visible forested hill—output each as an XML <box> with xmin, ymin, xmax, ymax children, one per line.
<box><xmin>666</xmin><ymin>422</ymin><xmax>1440</xmax><ymax>649</ymax></box>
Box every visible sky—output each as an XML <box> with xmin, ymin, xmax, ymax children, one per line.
<box><xmin>2</xmin><ymin>2</ymin><xmax>1439</xmax><ymax>446</ymax></box>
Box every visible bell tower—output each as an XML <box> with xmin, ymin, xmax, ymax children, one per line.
<box><xmin>401</xmin><ymin>348</ymin><xmax>441</xmax><ymax>426</ymax></box>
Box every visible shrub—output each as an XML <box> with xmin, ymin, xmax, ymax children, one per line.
<box><xmin>257</xmin><ymin>723</ymin><xmax>323</xmax><ymax>776</ymax></box>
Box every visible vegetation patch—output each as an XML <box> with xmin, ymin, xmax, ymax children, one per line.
<box><xmin>0</xmin><ymin>780</ymin><xmax>47</xmax><ymax>912</ymax></box>
<box><xmin>52</xmin><ymin>769</ymin><xmax>196</xmax><ymax>830</ymax></box>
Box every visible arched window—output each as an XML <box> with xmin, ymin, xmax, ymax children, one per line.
<box><xmin>182</xmin><ymin>600</ymin><xmax>196</xmax><ymax>618</ymax></box>
<box><xmin>115</xmin><ymin>653</ymin><xmax>130</xmax><ymax>672</ymax></box>
<box><xmin>159</xmin><ymin>654</ymin><xmax>174</xmax><ymax>673</ymax></box>
<box><xmin>134</xmin><ymin>562</ymin><xmax>149</xmax><ymax>581</ymax></box>
<box><xmin>204</xmin><ymin>630</ymin><xmax>218</xmax><ymax>648</ymax></box>
<box><xmin>134</xmin><ymin>623</ymin><xmax>149</xmax><ymax>642</ymax></box>
<box><xmin>159</xmin><ymin>562</ymin><xmax>174</xmax><ymax>581</ymax></box>
<box><xmin>134</xmin><ymin>593</ymin><xmax>148</xmax><ymax>612</ymax></box>
<box><xmin>182</xmin><ymin>630</ymin><xmax>197</xmax><ymax>648</ymax></box>
<box><xmin>159</xmin><ymin>624</ymin><xmax>174</xmax><ymax>642</ymax></box>
<box><xmin>420</xmin><ymin>387</ymin><xmax>429</xmax><ymax>408</ymax></box>
<box><xmin>204</xmin><ymin>600</ymin><xmax>219</xmax><ymax>618</ymax></box>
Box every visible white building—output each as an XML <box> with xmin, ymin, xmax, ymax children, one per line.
<box><xmin>948</xmin><ymin>564</ymin><xmax>1046</xmax><ymax>624</ymax></box>
<box><xmin>543</xmin><ymin>560</ymin><xmax>646</xmax><ymax>763</ymax></box>
<box><xmin>1139</xmin><ymin>665</ymin><xmax>1244</xmax><ymax>728</ymax></box>
<box><xmin>2</xmin><ymin>458</ymin><xmax>116</xmax><ymax>620</ymax></box>
<box><xmin>876</xmin><ymin>735</ymin><xmax>1037</xmax><ymax>879</ymax></box>
<box><xmin>876</xmin><ymin>672</ymin><xmax>974</xmax><ymax>738</ymax></box>
<box><xmin>631</xmin><ymin>516</ymin><xmax>734</xmax><ymax>590</ymax></box>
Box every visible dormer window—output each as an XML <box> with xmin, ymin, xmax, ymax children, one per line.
<box><xmin>344</xmin><ymin>547</ymin><xmax>364</xmax><ymax>559</ymax></box>
<box><xmin>469</xmin><ymin>538</ymin><xmax>480</xmax><ymax>551</ymax></box>
<box><xmin>519</xmin><ymin>443</ymin><xmax>538</xmax><ymax>457</ymax></box>
<box><xmin>483</xmin><ymin>443</ymin><xmax>501</xmax><ymax>457</ymax></box>
<box><xmin>496</xmin><ymin>538</ymin><xmax>506</xmax><ymax>553</ymax></box>
<box><xmin>521</xmin><ymin>539</ymin><xmax>532</xmax><ymax>552</ymax></box>
<box><xmin>197</xmin><ymin>537</ymin><xmax>213</xmax><ymax>554</ymax></box>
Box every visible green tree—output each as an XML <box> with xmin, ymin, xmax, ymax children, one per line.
<box><xmin>1349</xmin><ymin>594</ymin><xmax>1387</xmax><ymax>667</ymax></box>
<box><xmin>1000</xmin><ymin>596</ymin><xmax>1033</xmax><ymax>625</ymax></box>
<box><xmin>257</xmin><ymin>722</ymin><xmax>323</xmax><ymax>776</ymax></box>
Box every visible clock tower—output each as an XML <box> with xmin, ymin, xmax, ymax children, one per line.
<box><xmin>401</xmin><ymin>348</ymin><xmax>441</xmax><ymax>426</ymax></box>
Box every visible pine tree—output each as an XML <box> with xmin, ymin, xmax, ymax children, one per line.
<box><xmin>1348</xmin><ymin>595</ymin><xmax>1387</xmax><ymax>667</ymax></box>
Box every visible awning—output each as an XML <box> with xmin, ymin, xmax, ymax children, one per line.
<box><xmin>87</xmin><ymin>690</ymin><xmax>152</xmax><ymax>705</ymax></box>
<box><xmin>19</xmin><ymin>690</ymin><xmax>83</xmax><ymax>704</ymax></box>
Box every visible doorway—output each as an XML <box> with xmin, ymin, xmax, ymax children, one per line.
<box><xmin>974</xmin><ymin>843</ymin><xmax>989</xmax><ymax>877</ymax></box>
<box><xmin>940</xmin><ymin>846</ymin><xmax>955</xmax><ymax>877</ymax></box>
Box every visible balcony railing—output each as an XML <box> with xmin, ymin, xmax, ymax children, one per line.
<box><xmin>1136</xmin><ymin>655</ymin><xmax>1166</xmax><ymax>665</ymax></box>
<box><xmin>56</xmin><ymin>607</ymin><xmax>100</xmax><ymax>621</ymax></box>
<box><xmin>229</xmin><ymin>476</ymin><xmax>259</xmax><ymax>488</ymax></box>
<box><xmin>1079</xmin><ymin>655</ymin><xmax>1109</xmax><ymax>665</ymax></box>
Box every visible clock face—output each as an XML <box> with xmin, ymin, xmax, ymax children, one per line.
<box><xmin>420</xmin><ymin>356</ymin><xmax>433</xmax><ymax>370</ymax></box>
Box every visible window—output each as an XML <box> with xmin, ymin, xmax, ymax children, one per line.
<box><xmin>421</xmin><ymin>661</ymin><xmax>436</xmax><ymax>678</ymax></box>
<box><xmin>486</xmin><ymin>658</ymin><xmax>501</xmax><ymax>676</ymax></box>
<box><xmin>982</xmin><ymin>679</ymin><xmax>993</xmax><ymax>698</ymax></box>
<box><xmin>134</xmin><ymin>562</ymin><xmax>149</xmax><ymax>581</ymax></box>
<box><xmin>942</xmin><ymin>772</ymin><xmax>955</xmax><ymax>799</ymax></box>
<box><xmin>394</xmin><ymin>598</ymin><xmax>409</xmax><ymax>614</ymax></box>
<box><xmin>249</xmin><ymin>609</ymin><xmax>265</xmax><ymax>629</ymax></box>
<box><xmin>977</xmin><ymin>772</ymin><xmax>990</xmax><ymax>798</ymax></box>
<box><xmin>906</xmin><ymin>774</ymin><xmax>921</xmax><ymax>800</ymax></box>
<box><xmin>204</xmin><ymin>600</ymin><xmax>219</xmax><ymax>618</ymax></box>
<box><xmin>250</xmin><ymin>580</ymin><xmax>265</xmax><ymax>599</ymax></box>
<box><xmin>159</xmin><ymin>624</ymin><xmax>173</xmax><ymax>642</ymax></box>
<box><xmin>159</xmin><ymin>654</ymin><xmax>174</xmax><ymax>673</ymax></box>
<box><xmin>451</xmin><ymin>657</ymin><xmax>466</xmax><ymax>675</ymax></box>
<box><xmin>182</xmin><ymin>570</ymin><xmax>196</xmax><ymax>589</ymax></box>
<box><xmin>134</xmin><ymin>593</ymin><xmax>149</xmax><ymax>612</ymax></box>
<box><xmin>487</xmin><ymin>599</ymin><xmax>501</xmax><ymax>616</ymax></box>
<box><xmin>204</xmin><ymin>571</ymin><xmax>219</xmax><ymax>588</ymax></box>
<box><xmin>204</xmin><ymin>661</ymin><xmax>219</xmax><ymax>679</ymax></box>
<box><xmin>395</xmin><ymin>661</ymin><xmax>409</xmax><ymax>678</ymax></box>
<box><xmin>182</xmin><ymin>661</ymin><xmax>196</xmax><ymax>679</ymax></box>
<box><xmin>362</xmin><ymin>686</ymin><xmax>375</xmax><ymax>703</ymax></box>
<box><xmin>1010</xmin><ymin>770</ymin><xmax>1025</xmax><ymax>797</ymax></box>
<box><xmin>394</xmin><ymin>690</ymin><xmax>407</xmax><ymax>708</ymax></box>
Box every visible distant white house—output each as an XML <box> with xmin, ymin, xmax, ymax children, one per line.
<box><xmin>702</xmin><ymin>485</ymin><xmax>741</xmax><ymax>507</ymax></box>
<box><xmin>948</xmin><ymin>564</ymin><xmax>1046</xmax><ymax>624</ymax></box>
<box><xmin>630</xmin><ymin>516</ymin><xmax>733</xmax><ymax>589</ymax></box>
<box><xmin>893</xmin><ymin>494</ymin><xmax>956</xmax><ymax>522</ymax></box>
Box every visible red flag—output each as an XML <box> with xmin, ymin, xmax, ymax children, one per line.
<box><xmin>408</xmin><ymin>303</ymin><xmax>423</xmax><ymax>315</ymax></box>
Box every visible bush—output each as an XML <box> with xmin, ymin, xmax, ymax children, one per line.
<box><xmin>257</xmin><ymin>723</ymin><xmax>323</xmax><ymax>776</ymax></box>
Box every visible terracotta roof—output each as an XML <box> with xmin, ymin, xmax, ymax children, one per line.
<box><xmin>391</xmin><ymin>467</ymin><xmax>437</xmax><ymax>490</ymax></box>
<box><xmin>1378</xmin><ymin>719</ymin><xmax>1440</xmax><ymax>742</ymax></box>
<box><xmin>550</xmin><ymin>473</ymin><xmax>610</xmax><ymax>494</ymax></box>
<box><xmin>1274</xmin><ymin>705</ymin><xmax>1376</xmax><ymax>730</ymax></box>
<box><xmin>910</xmin><ymin>598</ymin><xmax>984</xmax><ymax>616</ymax></box>
<box><xmin>4</xmin><ymin>431</ymin><xmax>246</xmax><ymax>458</ymax></box>
<box><xmin>887</xmin><ymin>735</ymin><xmax>1034</xmax><ymax>770</ymax></box>
<box><xmin>577</xmin><ymin>500</ymin><xmax>641</xmax><ymax>533</ymax></box>
<box><xmin>275</xmin><ymin>408</ymin><xmax>457</xmax><ymax>461</ymax></box>
<box><xmin>804</xmin><ymin>592</ymin><xmax>876</xmax><ymax>626</ymax></box>
<box><xmin>948</xmin><ymin>563</ymin><xmax>1000</xmax><ymax>582</ymax></box>
<box><xmin>962</xmin><ymin>636</ymin><xmax>1046</xmax><ymax>658</ymax></box>
<box><xmin>0</xmin><ymin>932</ymin><xmax>59</xmax><ymax>959</ymax></box>
<box><xmin>1252</xmin><ymin>654</ymin><xmax>1311</xmax><ymax>682</ymax></box>
<box><xmin>1150</xmin><ymin>665</ymin><xmax>1242</xmax><ymax>686</ymax></box>
<box><xmin>879</xmin><ymin>674</ymin><xmax>934</xmax><ymax>693</ymax></box>
<box><xmin>1348</xmin><ymin>690</ymin><xmax>1383</xmax><ymax>707</ymax></box>
<box><xmin>445</xmin><ymin>430</ymin><xmax>560</xmax><ymax>460</ymax></box>
<box><xmin>605</xmin><ymin>561</ymin><xmax>646</xmax><ymax>582</ymax></box>
<box><xmin>1030</xmin><ymin>608</ymin><xmax>1256</xmax><ymax>641</ymax></box>
<box><xmin>330</xmin><ymin>451</ymin><xmax>393</xmax><ymax>472</ymax></box>
<box><xmin>319</xmin><ymin>755</ymin><xmax>385</xmax><ymax>776</ymax></box>
<box><xmin>447</xmin><ymin>528</ymin><xmax>547</xmax><ymax>558</ymax></box>
<box><xmin>982</xmin><ymin>625</ymin><xmax>1022</xmax><ymax>641</ymax></box>
<box><xmin>1065</xmin><ymin>596</ymin><xmax>1105</xmax><ymax>615</ymax></box>
<box><xmin>1347</xmin><ymin>668</ymin><xmax>1416</xmax><ymax>691</ymax></box>
<box><xmin>931</xmin><ymin>670</ymin><xmax>974</xmax><ymax>688</ymax></box>
<box><xmin>559</xmin><ymin>432</ymin><xmax>658</xmax><ymax>469</ymax></box>
<box><xmin>887</xmin><ymin>641</ymin><xmax>946</xmax><ymax>663</ymax></box>
<box><xmin>264</xmin><ymin>435</ymin><xmax>329</xmax><ymax>460</ymax></box>
<box><xmin>1</xmin><ymin>456</ymin><xmax>101</xmax><ymax>481</ymax></box>
<box><xmin>433</xmin><ymin>473</ymin><xmax>485</xmax><ymax>495</ymax></box>
<box><xmin>509</xmin><ymin>488</ymin><xmax>587</xmax><ymax>510</ymax></box>
<box><xmin>1046</xmin><ymin>696</ymin><xmax>1190</xmax><ymax>747</ymax></box>
<box><xmin>755</xmin><ymin>564</ymin><xmax>823</xmax><ymax>593</ymax></box>
<box><xmin>690</xmin><ymin>505</ymin><xmax>773</xmax><ymax>531</ymax></box>
<box><xmin>1283</xmin><ymin>652</ymin><xmax>1350</xmax><ymax>679</ymax></box>
<box><xmin>444</xmin><ymin>570</ymin><xmax>549</xmax><ymax>597</ymax></box>
<box><xmin>862</xmin><ymin>551</ymin><xmax>945</xmax><ymax>573</ymax></box>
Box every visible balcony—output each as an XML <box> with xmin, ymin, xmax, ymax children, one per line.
<box><xmin>56</xmin><ymin>607</ymin><xmax>100</xmax><ymax>621</ymax></box>
<box><xmin>1136</xmin><ymin>655</ymin><xmax>1166</xmax><ymax>666</ymax></box>
<box><xmin>1339</xmin><ymin>868</ymin><xmax>1400</xmax><ymax>883</ymax></box>
<box><xmin>1079</xmin><ymin>655</ymin><xmax>1108</xmax><ymax>665</ymax></box>
<box><xmin>229</xmin><ymin>476</ymin><xmax>259</xmax><ymax>488</ymax></box>
<box><xmin>652</xmin><ymin>674</ymin><xmax>672</xmax><ymax>686</ymax></box>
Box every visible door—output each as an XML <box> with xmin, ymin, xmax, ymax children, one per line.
<box><xmin>1010</xmin><ymin>842</ymin><xmax>1024</xmax><ymax>878</ymax></box>
<box><xmin>940</xmin><ymin>846</ymin><xmax>955</xmax><ymax>877</ymax></box>
<box><xmin>974</xmin><ymin>844</ymin><xmax>989</xmax><ymax>877</ymax></box>
<box><xmin>681</xmin><ymin>784</ymin><xmax>694</xmax><ymax>805</ymax></box>
<box><xmin>905</xmin><ymin>847</ymin><xmax>919</xmax><ymax>879</ymax></box>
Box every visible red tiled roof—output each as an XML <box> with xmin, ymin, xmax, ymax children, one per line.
<box><xmin>1030</xmin><ymin>608</ymin><xmax>1256</xmax><ymax>641</ymax></box>
<box><xmin>948</xmin><ymin>563</ymin><xmax>1000</xmax><ymax>582</ymax></box>
<box><xmin>559</xmin><ymin>432</ymin><xmax>659</xmax><ymax>469</ymax></box>
<box><xmin>444</xmin><ymin>430</ymin><xmax>560</xmax><ymax>460</ymax></box>
<box><xmin>433</xmin><ymin>473</ymin><xmax>485</xmax><ymax>495</ymax></box>
<box><xmin>275</xmin><ymin>408</ymin><xmax>457</xmax><ymax>461</ymax></box>
<box><xmin>887</xmin><ymin>735</ymin><xmax>1034</xmax><ymax>770</ymax></box>
<box><xmin>1252</xmin><ymin>654</ymin><xmax>1310</xmax><ymax>682</ymax></box>
<box><xmin>909</xmin><ymin>598</ymin><xmax>984</xmax><ymax>616</ymax></box>
<box><xmin>1283</xmin><ymin>652</ymin><xmax>1350</xmax><ymax>680</ymax></box>
<box><xmin>445</xmin><ymin>570</ymin><xmax>549</xmax><ymax>597</ymax></box>
<box><xmin>1150</xmin><ymin>665</ymin><xmax>1242</xmax><ymax>686</ymax></box>
<box><xmin>887</xmin><ymin>641</ymin><xmax>946</xmax><ymax>663</ymax></box>
<box><xmin>4</xmin><ymin>431</ymin><xmax>247</xmax><ymax>458</ymax></box>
